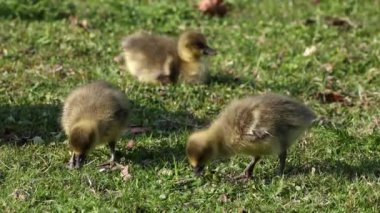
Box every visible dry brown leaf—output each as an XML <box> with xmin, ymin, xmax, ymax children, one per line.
<box><xmin>324</xmin><ymin>16</ymin><xmax>356</xmax><ymax>29</ymax></box>
<box><xmin>126</xmin><ymin>140</ymin><xmax>137</xmax><ymax>150</ymax></box>
<box><xmin>316</xmin><ymin>91</ymin><xmax>344</xmax><ymax>103</ymax></box>
<box><xmin>127</xmin><ymin>126</ymin><xmax>151</xmax><ymax>135</ymax></box>
<box><xmin>98</xmin><ymin>162</ymin><xmax>133</xmax><ymax>182</ymax></box>
<box><xmin>120</xmin><ymin>165</ymin><xmax>132</xmax><ymax>181</ymax></box>
<box><xmin>197</xmin><ymin>0</ymin><xmax>229</xmax><ymax>17</ymax></box>
<box><xmin>315</xmin><ymin>90</ymin><xmax>352</xmax><ymax>105</ymax></box>
<box><xmin>98</xmin><ymin>161</ymin><xmax>118</xmax><ymax>172</ymax></box>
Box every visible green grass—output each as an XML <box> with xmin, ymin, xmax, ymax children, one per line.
<box><xmin>1</xmin><ymin>0</ymin><xmax>380</xmax><ymax>211</ymax></box>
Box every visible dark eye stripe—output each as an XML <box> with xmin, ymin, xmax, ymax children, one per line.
<box><xmin>194</xmin><ymin>42</ymin><xmax>205</xmax><ymax>48</ymax></box>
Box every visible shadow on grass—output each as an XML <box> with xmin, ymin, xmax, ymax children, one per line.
<box><xmin>0</xmin><ymin>0</ymin><xmax>75</xmax><ymax>21</ymax></box>
<box><xmin>0</xmin><ymin>104</ymin><xmax>61</xmax><ymax>146</ymax></box>
<box><xmin>127</xmin><ymin>99</ymin><xmax>207</xmax><ymax>138</ymax></box>
<box><xmin>207</xmin><ymin>72</ymin><xmax>256</xmax><ymax>87</ymax></box>
<box><xmin>0</xmin><ymin>98</ymin><xmax>206</xmax><ymax>147</ymax></box>
<box><xmin>115</xmin><ymin>99</ymin><xmax>209</xmax><ymax>166</ymax></box>
<box><xmin>120</xmin><ymin>143</ymin><xmax>186</xmax><ymax>167</ymax></box>
<box><xmin>287</xmin><ymin>158</ymin><xmax>380</xmax><ymax>179</ymax></box>
<box><xmin>0</xmin><ymin>171</ymin><xmax>5</xmax><ymax>185</ymax></box>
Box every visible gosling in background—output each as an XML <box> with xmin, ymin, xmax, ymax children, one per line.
<box><xmin>122</xmin><ymin>30</ymin><xmax>216</xmax><ymax>84</ymax></box>
<box><xmin>186</xmin><ymin>93</ymin><xmax>316</xmax><ymax>179</ymax></box>
<box><xmin>61</xmin><ymin>81</ymin><xmax>129</xmax><ymax>169</ymax></box>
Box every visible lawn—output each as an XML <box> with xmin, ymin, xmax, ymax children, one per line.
<box><xmin>0</xmin><ymin>0</ymin><xmax>380</xmax><ymax>211</ymax></box>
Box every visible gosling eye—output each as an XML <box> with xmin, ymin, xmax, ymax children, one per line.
<box><xmin>193</xmin><ymin>42</ymin><xmax>205</xmax><ymax>49</ymax></box>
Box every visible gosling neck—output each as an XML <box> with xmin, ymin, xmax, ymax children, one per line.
<box><xmin>177</xmin><ymin>43</ymin><xmax>201</xmax><ymax>63</ymax></box>
<box><xmin>208</xmin><ymin>124</ymin><xmax>233</xmax><ymax>156</ymax></box>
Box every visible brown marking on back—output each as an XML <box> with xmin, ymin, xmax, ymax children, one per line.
<box><xmin>234</xmin><ymin>105</ymin><xmax>257</xmax><ymax>140</ymax></box>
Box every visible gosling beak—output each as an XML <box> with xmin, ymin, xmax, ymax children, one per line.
<box><xmin>193</xmin><ymin>165</ymin><xmax>204</xmax><ymax>176</ymax></box>
<box><xmin>202</xmin><ymin>46</ymin><xmax>217</xmax><ymax>56</ymax></box>
<box><xmin>75</xmin><ymin>153</ymin><xmax>86</xmax><ymax>168</ymax></box>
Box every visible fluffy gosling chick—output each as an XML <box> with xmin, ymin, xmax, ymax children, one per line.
<box><xmin>186</xmin><ymin>93</ymin><xmax>316</xmax><ymax>178</ymax></box>
<box><xmin>61</xmin><ymin>81</ymin><xmax>129</xmax><ymax>169</ymax></box>
<box><xmin>122</xmin><ymin>30</ymin><xmax>216</xmax><ymax>84</ymax></box>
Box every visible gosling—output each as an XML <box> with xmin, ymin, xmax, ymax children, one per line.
<box><xmin>61</xmin><ymin>81</ymin><xmax>129</xmax><ymax>169</ymax></box>
<box><xmin>186</xmin><ymin>93</ymin><xmax>316</xmax><ymax>179</ymax></box>
<box><xmin>121</xmin><ymin>30</ymin><xmax>216</xmax><ymax>84</ymax></box>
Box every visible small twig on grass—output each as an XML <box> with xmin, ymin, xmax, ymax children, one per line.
<box><xmin>0</xmin><ymin>160</ymin><xmax>11</xmax><ymax>170</ymax></box>
<box><xmin>156</xmin><ymin>117</ymin><xmax>205</xmax><ymax>130</ymax></box>
<box><xmin>173</xmin><ymin>177</ymin><xmax>197</xmax><ymax>185</ymax></box>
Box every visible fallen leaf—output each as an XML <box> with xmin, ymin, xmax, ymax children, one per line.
<box><xmin>316</xmin><ymin>91</ymin><xmax>344</xmax><ymax>103</ymax></box>
<box><xmin>69</xmin><ymin>15</ymin><xmax>90</xmax><ymax>30</ymax></box>
<box><xmin>315</xmin><ymin>90</ymin><xmax>352</xmax><ymax>105</ymax></box>
<box><xmin>12</xmin><ymin>189</ymin><xmax>29</xmax><ymax>201</ymax></box>
<box><xmin>126</xmin><ymin>140</ymin><xmax>137</xmax><ymax>150</ymax></box>
<box><xmin>324</xmin><ymin>16</ymin><xmax>356</xmax><ymax>29</ymax></box>
<box><xmin>98</xmin><ymin>161</ymin><xmax>118</xmax><ymax>172</ymax></box>
<box><xmin>219</xmin><ymin>194</ymin><xmax>229</xmax><ymax>203</ymax></box>
<box><xmin>120</xmin><ymin>165</ymin><xmax>132</xmax><ymax>181</ymax></box>
<box><xmin>98</xmin><ymin>163</ymin><xmax>132</xmax><ymax>181</ymax></box>
<box><xmin>197</xmin><ymin>0</ymin><xmax>229</xmax><ymax>17</ymax></box>
<box><xmin>126</xmin><ymin>126</ymin><xmax>151</xmax><ymax>135</ymax></box>
<box><xmin>303</xmin><ymin>45</ymin><xmax>317</xmax><ymax>56</ymax></box>
<box><xmin>321</xmin><ymin>63</ymin><xmax>333</xmax><ymax>73</ymax></box>
<box><xmin>78</xmin><ymin>19</ymin><xmax>89</xmax><ymax>30</ymax></box>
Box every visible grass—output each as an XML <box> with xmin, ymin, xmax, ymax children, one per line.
<box><xmin>1</xmin><ymin>0</ymin><xmax>380</xmax><ymax>211</ymax></box>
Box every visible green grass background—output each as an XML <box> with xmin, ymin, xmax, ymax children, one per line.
<box><xmin>0</xmin><ymin>0</ymin><xmax>379</xmax><ymax>211</ymax></box>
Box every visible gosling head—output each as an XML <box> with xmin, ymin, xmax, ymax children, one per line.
<box><xmin>178</xmin><ymin>31</ymin><xmax>217</xmax><ymax>62</ymax></box>
<box><xmin>69</xmin><ymin>122</ymin><xmax>98</xmax><ymax>168</ymax></box>
<box><xmin>186</xmin><ymin>130</ymin><xmax>217</xmax><ymax>176</ymax></box>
